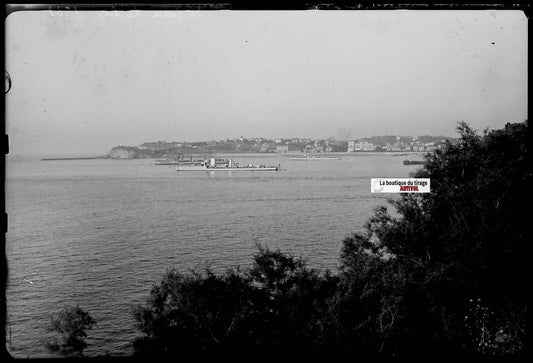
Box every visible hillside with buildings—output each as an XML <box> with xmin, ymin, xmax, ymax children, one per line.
<box><xmin>107</xmin><ymin>135</ymin><xmax>456</xmax><ymax>159</ymax></box>
<box><xmin>348</xmin><ymin>135</ymin><xmax>456</xmax><ymax>152</ymax></box>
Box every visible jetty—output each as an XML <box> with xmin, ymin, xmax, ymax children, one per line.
<box><xmin>41</xmin><ymin>156</ymin><xmax>108</xmax><ymax>161</ymax></box>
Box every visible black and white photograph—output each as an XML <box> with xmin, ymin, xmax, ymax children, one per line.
<box><xmin>4</xmin><ymin>4</ymin><xmax>529</xmax><ymax>358</ymax></box>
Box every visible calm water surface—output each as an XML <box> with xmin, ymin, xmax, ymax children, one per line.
<box><xmin>6</xmin><ymin>153</ymin><xmax>423</xmax><ymax>357</ymax></box>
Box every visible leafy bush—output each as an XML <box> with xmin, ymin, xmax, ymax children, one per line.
<box><xmin>45</xmin><ymin>305</ymin><xmax>96</xmax><ymax>357</ymax></box>
<box><xmin>133</xmin><ymin>246</ymin><xmax>337</xmax><ymax>356</ymax></box>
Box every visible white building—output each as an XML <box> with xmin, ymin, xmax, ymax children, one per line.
<box><xmin>348</xmin><ymin>141</ymin><xmax>375</xmax><ymax>152</ymax></box>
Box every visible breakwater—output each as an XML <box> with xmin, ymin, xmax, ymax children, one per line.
<box><xmin>41</xmin><ymin>156</ymin><xmax>108</xmax><ymax>161</ymax></box>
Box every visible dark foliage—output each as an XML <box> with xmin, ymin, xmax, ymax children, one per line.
<box><xmin>45</xmin><ymin>305</ymin><xmax>96</xmax><ymax>357</ymax></box>
<box><xmin>338</xmin><ymin>120</ymin><xmax>529</xmax><ymax>358</ymax></box>
<box><xmin>133</xmin><ymin>120</ymin><xmax>529</xmax><ymax>358</ymax></box>
<box><xmin>133</xmin><ymin>246</ymin><xmax>338</xmax><ymax>356</ymax></box>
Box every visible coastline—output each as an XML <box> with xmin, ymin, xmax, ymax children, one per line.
<box><xmin>10</xmin><ymin>151</ymin><xmax>430</xmax><ymax>162</ymax></box>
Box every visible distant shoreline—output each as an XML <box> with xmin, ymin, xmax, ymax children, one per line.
<box><xmin>28</xmin><ymin>151</ymin><xmax>430</xmax><ymax>161</ymax></box>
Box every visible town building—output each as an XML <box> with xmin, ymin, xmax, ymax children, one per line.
<box><xmin>348</xmin><ymin>141</ymin><xmax>376</xmax><ymax>152</ymax></box>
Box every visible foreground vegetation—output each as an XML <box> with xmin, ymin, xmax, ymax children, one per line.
<box><xmin>45</xmin><ymin>305</ymin><xmax>96</xmax><ymax>357</ymax></box>
<box><xmin>48</xmin><ymin>120</ymin><xmax>529</xmax><ymax>358</ymax></box>
<box><xmin>130</xmin><ymin>120</ymin><xmax>528</xmax><ymax>358</ymax></box>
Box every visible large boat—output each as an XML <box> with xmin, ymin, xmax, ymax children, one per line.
<box><xmin>291</xmin><ymin>153</ymin><xmax>341</xmax><ymax>161</ymax></box>
<box><xmin>156</xmin><ymin>160</ymin><xmax>200</xmax><ymax>165</ymax></box>
<box><xmin>156</xmin><ymin>155</ymin><xmax>228</xmax><ymax>166</ymax></box>
<box><xmin>176</xmin><ymin>158</ymin><xmax>281</xmax><ymax>172</ymax></box>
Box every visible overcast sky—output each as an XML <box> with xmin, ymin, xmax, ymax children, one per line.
<box><xmin>5</xmin><ymin>10</ymin><xmax>527</xmax><ymax>156</ymax></box>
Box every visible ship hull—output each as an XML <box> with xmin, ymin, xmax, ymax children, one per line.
<box><xmin>156</xmin><ymin>161</ymin><xmax>203</xmax><ymax>165</ymax></box>
<box><xmin>291</xmin><ymin>157</ymin><xmax>341</xmax><ymax>160</ymax></box>
<box><xmin>177</xmin><ymin>166</ymin><xmax>279</xmax><ymax>171</ymax></box>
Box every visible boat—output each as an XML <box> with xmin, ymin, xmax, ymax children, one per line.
<box><xmin>403</xmin><ymin>160</ymin><xmax>424</xmax><ymax>165</ymax></box>
<box><xmin>291</xmin><ymin>154</ymin><xmax>341</xmax><ymax>161</ymax></box>
<box><xmin>155</xmin><ymin>155</ymin><xmax>228</xmax><ymax>166</ymax></box>
<box><xmin>176</xmin><ymin>158</ymin><xmax>281</xmax><ymax>172</ymax></box>
<box><xmin>156</xmin><ymin>160</ymin><xmax>201</xmax><ymax>165</ymax></box>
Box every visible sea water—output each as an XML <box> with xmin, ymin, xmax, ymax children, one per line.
<box><xmin>5</xmin><ymin>153</ymin><xmax>423</xmax><ymax>357</ymax></box>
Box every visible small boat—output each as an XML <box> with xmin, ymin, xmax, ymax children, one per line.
<box><xmin>176</xmin><ymin>158</ymin><xmax>281</xmax><ymax>172</ymax></box>
<box><xmin>403</xmin><ymin>160</ymin><xmax>424</xmax><ymax>165</ymax></box>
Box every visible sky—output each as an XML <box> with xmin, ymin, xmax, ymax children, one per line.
<box><xmin>5</xmin><ymin>10</ymin><xmax>528</xmax><ymax>156</ymax></box>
